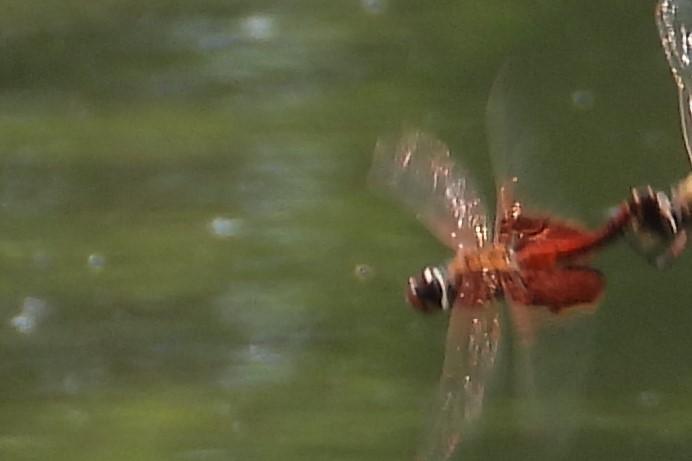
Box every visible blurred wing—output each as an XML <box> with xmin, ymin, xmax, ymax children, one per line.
<box><xmin>486</xmin><ymin>62</ymin><xmax>523</xmax><ymax>209</ymax></box>
<box><xmin>486</xmin><ymin>61</ymin><xmax>600</xmax><ymax>455</ymax></box>
<box><xmin>418</xmin><ymin>298</ymin><xmax>500</xmax><ymax>461</ymax></box>
<box><xmin>657</xmin><ymin>0</ymin><xmax>692</xmax><ymax>167</ymax></box>
<box><xmin>503</xmin><ymin>294</ymin><xmax>596</xmax><ymax>459</ymax></box>
<box><xmin>485</xmin><ymin>58</ymin><xmax>603</xmax><ymax>224</ymax></box>
<box><xmin>485</xmin><ymin>60</ymin><xmax>542</xmax><ymax>223</ymax></box>
<box><xmin>370</xmin><ymin>131</ymin><xmax>490</xmax><ymax>251</ymax></box>
<box><xmin>678</xmin><ymin>86</ymin><xmax>692</xmax><ymax>167</ymax></box>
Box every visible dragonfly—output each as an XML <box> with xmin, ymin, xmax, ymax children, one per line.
<box><xmin>370</xmin><ymin>74</ymin><xmax>634</xmax><ymax>459</ymax></box>
<box><xmin>622</xmin><ymin>0</ymin><xmax>692</xmax><ymax>267</ymax></box>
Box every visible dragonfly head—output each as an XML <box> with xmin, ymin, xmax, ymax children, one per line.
<box><xmin>406</xmin><ymin>266</ymin><xmax>455</xmax><ymax>313</ymax></box>
<box><xmin>626</xmin><ymin>185</ymin><xmax>686</xmax><ymax>267</ymax></box>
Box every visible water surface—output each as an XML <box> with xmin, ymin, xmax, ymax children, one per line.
<box><xmin>0</xmin><ymin>1</ymin><xmax>690</xmax><ymax>460</ymax></box>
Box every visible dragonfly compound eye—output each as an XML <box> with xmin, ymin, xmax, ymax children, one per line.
<box><xmin>626</xmin><ymin>186</ymin><xmax>684</xmax><ymax>266</ymax></box>
<box><xmin>406</xmin><ymin>266</ymin><xmax>454</xmax><ymax>313</ymax></box>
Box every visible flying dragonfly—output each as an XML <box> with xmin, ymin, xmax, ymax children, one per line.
<box><xmin>370</xmin><ymin>76</ymin><xmax>633</xmax><ymax>459</ymax></box>
<box><xmin>368</xmin><ymin>2</ymin><xmax>692</xmax><ymax>458</ymax></box>
<box><xmin>622</xmin><ymin>0</ymin><xmax>692</xmax><ymax>266</ymax></box>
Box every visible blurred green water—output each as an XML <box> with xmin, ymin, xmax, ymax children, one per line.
<box><xmin>0</xmin><ymin>1</ymin><xmax>691</xmax><ymax>460</ymax></box>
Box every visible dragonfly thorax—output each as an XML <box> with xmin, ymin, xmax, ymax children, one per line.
<box><xmin>406</xmin><ymin>266</ymin><xmax>456</xmax><ymax>313</ymax></box>
<box><xmin>453</xmin><ymin>246</ymin><xmax>513</xmax><ymax>274</ymax></box>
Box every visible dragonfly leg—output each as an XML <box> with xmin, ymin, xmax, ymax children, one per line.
<box><xmin>655</xmin><ymin>229</ymin><xmax>688</xmax><ymax>268</ymax></box>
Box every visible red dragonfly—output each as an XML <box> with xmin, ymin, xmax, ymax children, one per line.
<box><xmin>368</xmin><ymin>3</ymin><xmax>692</xmax><ymax>458</ymax></box>
<box><xmin>621</xmin><ymin>0</ymin><xmax>692</xmax><ymax>266</ymax></box>
<box><xmin>370</xmin><ymin>78</ymin><xmax>633</xmax><ymax>459</ymax></box>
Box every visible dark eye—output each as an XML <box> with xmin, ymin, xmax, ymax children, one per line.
<box><xmin>629</xmin><ymin>187</ymin><xmax>677</xmax><ymax>237</ymax></box>
<box><xmin>405</xmin><ymin>266</ymin><xmax>452</xmax><ymax>313</ymax></box>
<box><xmin>627</xmin><ymin>187</ymin><xmax>682</xmax><ymax>267</ymax></box>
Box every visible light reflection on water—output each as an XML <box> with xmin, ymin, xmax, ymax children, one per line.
<box><xmin>10</xmin><ymin>296</ymin><xmax>49</xmax><ymax>334</ymax></box>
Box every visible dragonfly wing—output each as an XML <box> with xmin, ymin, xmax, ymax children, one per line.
<box><xmin>486</xmin><ymin>60</ymin><xmax>543</xmax><ymax>219</ymax></box>
<box><xmin>417</xmin><ymin>296</ymin><xmax>500</xmax><ymax>461</ymax></box>
<box><xmin>487</xmin><ymin>61</ymin><xmax>601</xmax><ymax>455</ymax></box>
<box><xmin>370</xmin><ymin>131</ymin><xmax>490</xmax><ymax>251</ymax></box>
<box><xmin>502</xmin><ymin>287</ymin><xmax>597</xmax><ymax>458</ymax></box>
<box><xmin>485</xmin><ymin>58</ymin><xmax>603</xmax><ymax>223</ymax></box>
<box><xmin>496</xmin><ymin>217</ymin><xmax>602</xmax><ymax>455</ymax></box>
<box><xmin>656</xmin><ymin>0</ymin><xmax>692</xmax><ymax>90</ymax></box>
<box><xmin>657</xmin><ymin>0</ymin><xmax>692</xmax><ymax>167</ymax></box>
<box><xmin>486</xmin><ymin>61</ymin><xmax>522</xmax><ymax>204</ymax></box>
<box><xmin>678</xmin><ymin>85</ymin><xmax>692</xmax><ymax>167</ymax></box>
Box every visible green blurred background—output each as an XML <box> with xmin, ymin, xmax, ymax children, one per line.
<box><xmin>0</xmin><ymin>0</ymin><xmax>690</xmax><ymax>460</ymax></box>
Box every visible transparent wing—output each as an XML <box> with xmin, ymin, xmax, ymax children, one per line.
<box><xmin>487</xmin><ymin>61</ymin><xmax>553</xmax><ymax>256</ymax></box>
<box><xmin>485</xmin><ymin>58</ymin><xmax>603</xmax><ymax>224</ymax></box>
<box><xmin>678</xmin><ymin>86</ymin><xmax>692</xmax><ymax>167</ymax></box>
<box><xmin>486</xmin><ymin>63</ymin><xmax>521</xmax><ymax>212</ymax></box>
<box><xmin>486</xmin><ymin>61</ymin><xmax>600</xmax><ymax>456</ymax></box>
<box><xmin>657</xmin><ymin>0</ymin><xmax>692</xmax><ymax>167</ymax></box>
<box><xmin>505</xmin><ymin>297</ymin><xmax>596</xmax><ymax>459</ymax></box>
<box><xmin>417</xmin><ymin>298</ymin><xmax>500</xmax><ymax>461</ymax></box>
<box><xmin>370</xmin><ymin>131</ymin><xmax>490</xmax><ymax>251</ymax></box>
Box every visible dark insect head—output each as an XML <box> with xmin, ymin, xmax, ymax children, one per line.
<box><xmin>406</xmin><ymin>266</ymin><xmax>455</xmax><ymax>313</ymax></box>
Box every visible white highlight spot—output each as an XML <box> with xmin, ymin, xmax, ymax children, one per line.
<box><xmin>241</xmin><ymin>15</ymin><xmax>275</xmax><ymax>41</ymax></box>
<box><xmin>10</xmin><ymin>297</ymin><xmax>48</xmax><ymax>334</ymax></box>
<box><xmin>87</xmin><ymin>253</ymin><xmax>106</xmax><ymax>271</ymax></box>
<box><xmin>361</xmin><ymin>0</ymin><xmax>387</xmax><ymax>14</ymax></box>
<box><xmin>353</xmin><ymin>264</ymin><xmax>374</xmax><ymax>281</ymax></box>
<box><xmin>209</xmin><ymin>217</ymin><xmax>243</xmax><ymax>238</ymax></box>
<box><xmin>423</xmin><ymin>267</ymin><xmax>434</xmax><ymax>284</ymax></box>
